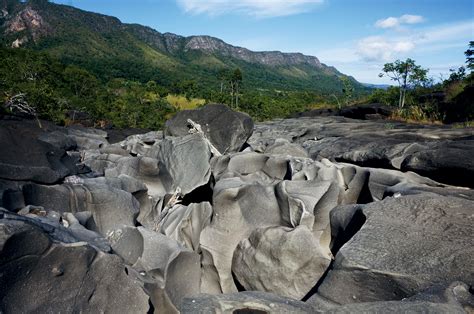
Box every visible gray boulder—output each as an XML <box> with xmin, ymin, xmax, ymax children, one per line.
<box><xmin>118</xmin><ymin>131</ymin><xmax>163</xmax><ymax>157</ymax></box>
<box><xmin>159</xmin><ymin>202</ymin><xmax>213</xmax><ymax>251</ymax></box>
<box><xmin>157</xmin><ymin>134</ymin><xmax>212</xmax><ymax>195</ymax></box>
<box><xmin>0</xmin><ymin>215</ymin><xmax>149</xmax><ymax>313</ymax></box>
<box><xmin>110</xmin><ymin>226</ymin><xmax>201</xmax><ymax>313</ymax></box>
<box><xmin>264</xmin><ymin>138</ymin><xmax>309</xmax><ymax>158</ymax></box>
<box><xmin>232</xmin><ymin>225</ymin><xmax>331</xmax><ymax>300</ymax></box>
<box><xmin>0</xmin><ymin>123</ymin><xmax>77</xmax><ymax>184</ymax></box>
<box><xmin>308</xmin><ymin>281</ymin><xmax>472</xmax><ymax>313</ymax></box>
<box><xmin>164</xmin><ymin>104</ymin><xmax>254</xmax><ymax>154</ymax></box>
<box><xmin>22</xmin><ymin>179</ymin><xmax>140</xmax><ymax>236</ymax></box>
<box><xmin>317</xmin><ymin>195</ymin><xmax>474</xmax><ymax>304</ymax></box>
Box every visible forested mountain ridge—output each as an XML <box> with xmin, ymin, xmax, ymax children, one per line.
<box><xmin>0</xmin><ymin>0</ymin><xmax>364</xmax><ymax>94</ymax></box>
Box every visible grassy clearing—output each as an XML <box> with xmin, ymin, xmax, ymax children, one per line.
<box><xmin>166</xmin><ymin>94</ymin><xmax>206</xmax><ymax>110</ymax></box>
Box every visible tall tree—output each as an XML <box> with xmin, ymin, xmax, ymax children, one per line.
<box><xmin>231</xmin><ymin>68</ymin><xmax>242</xmax><ymax>109</ymax></box>
<box><xmin>379</xmin><ymin>58</ymin><xmax>429</xmax><ymax>108</ymax></box>
<box><xmin>465</xmin><ymin>41</ymin><xmax>474</xmax><ymax>72</ymax></box>
<box><xmin>217</xmin><ymin>68</ymin><xmax>228</xmax><ymax>93</ymax></box>
<box><xmin>340</xmin><ymin>76</ymin><xmax>354</xmax><ymax>108</ymax></box>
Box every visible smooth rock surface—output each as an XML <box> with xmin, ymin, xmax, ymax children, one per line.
<box><xmin>232</xmin><ymin>225</ymin><xmax>331</xmax><ymax>299</ymax></box>
<box><xmin>318</xmin><ymin>194</ymin><xmax>474</xmax><ymax>304</ymax></box>
<box><xmin>0</xmin><ymin>216</ymin><xmax>149</xmax><ymax>313</ymax></box>
<box><xmin>164</xmin><ymin>104</ymin><xmax>254</xmax><ymax>154</ymax></box>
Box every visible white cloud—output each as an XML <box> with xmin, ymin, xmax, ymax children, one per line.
<box><xmin>375</xmin><ymin>14</ymin><xmax>425</xmax><ymax>28</ymax></box>
<box><xmin>176</xmin><ymin>0</ymin><xmax>323</xmax><ymax>18</ymax></box>
<box><xmin>357</xmin><ymin>20</ymin><xmax>473</xmax><ymax>62</ymax></box>
<box><xmin>357</xmin><ymin>36</ymin><xmax>415</xmax><ymax>62</ymax></box>
<box><xmin>400</xmin><ymin>14</ymin><xmax>425</xmax><ymax>24</ymax></box>
<box><xmin>316</xmin><ymin>20</ymin><xmax>473</xmax><ymax>83</ymax></box>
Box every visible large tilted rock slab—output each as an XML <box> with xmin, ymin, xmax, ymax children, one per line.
<box><xmin>317</xmin><ymin>195</ymin><xmax>474</xmax><ymax>304</ymax></box>
<box><xmin>308</xmin><ymin>281</ymin><xmax>472</xmax><ymax>313</ymax></box>
<box><xmin>87</xmin><ymin>134</ymin><xmax>212</xmax><ymax>197</ymax></box>
<box><xmin>0</xmin><ymin>122</ymin><xmax>79</xmax><ymax>184</ymax></box>
<box><xmin>181</xmin><ymin>291</ymin><xmax>314</xmax><ymax>313</ymax></box>
<box><xmin>22</xmin><ymin>179</ymin><xmax>140</xmax><ymax>236</ymax></box>
<box><xmin>232</xmin><ymin>225</ymin><xmax>331</xmax><ymax>300</ymax></box>
<box><xmin>400</xmin><ymin>140</ymin><xmax>474</xmax><ymax>188</ymax></box>
<box><xmin>0</xmin><ymin>214</ymin><xmax>149</xmax><ymax>313</ymax></box>
<box><xmin>157</xmin><ymin>134</ymin><xmax>212</xmax><ymax>195</ymax></box>
<box><xmin>164</xmin><ymin>104</ymin><xmax>254</xmax><ymax>154</ymax></box>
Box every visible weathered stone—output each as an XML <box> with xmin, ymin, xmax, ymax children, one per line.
<box><xmin>110</xmin><ymin>226</ymin><xmax>201</xmax><ymax>312</ymax></box>
<box><xmin>22</xmin><ymin>179</ymin><xmax>140</xmax><ymax>236</ymax></box>
<box><xmin>0</xmin><ymin>122</ymin><xmax>77</xmax><ymax>184</ymax></box>
<box><xmin>164</xmin><ymin>104</ymin><xmax>254</xmax><ymax>154</ymax></box>
<box><xmin>181</xmin><ymin>291</ymin><xmax>314</xmax><ymax>313</ymax></box>
<box><xmin>232</xmin><ymin>225</ymin><xmax>331</xmax><ymax>300</ymax></box>
<box><xmin>159</xmin><ymin>202</ymin><xmax>213</xmax><ymax>251</ymax></box>
<box><xmin>157</xmin><ymin>133</ymin><xmax>212</xmax><ymax>195</ymax></box>
<box><xmin>318</xmin><ymin>195</ymin><xmax>474</xmax><ymax>304</ymax></box>
<box><xmin>0</xmin><ymin>216</ymin><xmax>149</xmax><ymax>313</ymax></box>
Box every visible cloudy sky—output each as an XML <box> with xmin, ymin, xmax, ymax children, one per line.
<box><xmin>53</xmin><ymin>0</ymin><xmax>473</xmax><ymax>84</ymax></box>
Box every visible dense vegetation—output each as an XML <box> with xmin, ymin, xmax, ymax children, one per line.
<box><xmin>0</xmin><ymin>47</ymin><xmax>351</xmax><ymax>127</ymax></box>
<box><xmin>0</xmin><ymin>48</ymin><xmax>176</xmax><ymax>128</ymax></box>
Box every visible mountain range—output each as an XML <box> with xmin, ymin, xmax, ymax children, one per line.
<box><xmin>0</xmin><ymin>0</ymin><xmax>366</xmax><ymax>95</ymax></box>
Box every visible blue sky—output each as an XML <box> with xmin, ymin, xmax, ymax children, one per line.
<box><xmin>52</xmin><ymin>0</ymin><xmax>473</xmax><ymax>84</ymax></box>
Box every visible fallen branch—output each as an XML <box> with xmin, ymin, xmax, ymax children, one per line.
<box><xmin>187</xmin><ymin>118</ymin><xmax>222</xmax><ymax>156</ymax></box>
<box><xmin>153</xmin><ymin>186</ymin><xmax>182</xmax><ymax>231</ymax></box>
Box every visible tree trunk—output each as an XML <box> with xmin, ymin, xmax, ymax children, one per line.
<box><xmin>399</xmin><ymin>88</ymin><xmax>404</xmax><ymax>109</ymax></box>
<box><xmin>400</xmin><ymin>89</ymin><xmax>406</xmax><ymax>109</ymax></box>
<box><xmin>235</xmin><ymin>82</ymin><xmax>239</xmax><ymax>109</ymax></box>
<box><xmin>230</xmin><ymin>81</ymin><xmax>234</xmax><ymax>108</ymax></box>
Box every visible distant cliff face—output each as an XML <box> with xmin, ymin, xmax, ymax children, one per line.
<box><xmin>3</xmin><ymin>5</ymin><xmax>51</xmax><ymax>46</ymax></box>
<box><xmin>183</xmin><ymin>36</ymin><xmax>323</xmax><ymax>68</ymax></box>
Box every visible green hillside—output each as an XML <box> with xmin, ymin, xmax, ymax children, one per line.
<box><xmin>0</xmin><ymin>0</ymin><xmax>371</xmax><ymax>126</ymax></box>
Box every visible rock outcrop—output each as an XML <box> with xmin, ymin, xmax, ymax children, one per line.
<box><xmin>164</xmin><ymin>104</ymin><xmax>254</xmax><ymax>154</ymax></box>
<box><xmin>0</xmin><ymin>110</ymin><xmax>473</xmax><ymax>313</ymax></box>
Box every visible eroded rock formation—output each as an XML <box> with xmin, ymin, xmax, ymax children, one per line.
<box><xmin>1</xmin><ymin>105</ymin><xmax>473</xmax><ymax>313</ymax></box>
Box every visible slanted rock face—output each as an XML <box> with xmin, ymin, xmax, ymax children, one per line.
<box><xmin>0</xmin><ymin>212</ymin><xmax>150</xmax><ymax>313</ymax></box>
<box><xmin>318</xmin><ymin>195</ymin><xmax>474</xmax><ymax>304</ymax></box>
<box><xmin>232</xmin><ymin>225</ymin><xmax>331</xmax><ymax>300</ymax></box>
<box><xmin>110</xmin><ymin>226</ymin><xmax>201</xmax><ymax>313</ymax></box>
<box><xmin>164</xmin><ymin>104</ymin><xmax>254</xmax><ymax>154</ymax></box>
<box><xmin>0</xmin><ymin>123</ymin><xmax>77</xmax><ymax>184</ymax></box>
<box><xmin>22</xmin><ymin>179</ymin><xmax>140</xmax><ymax>236</ymax></box>
<box><xmin>157</xmin><ymin>133</ymin><xmax>212</xmax><ymax>195</ymax></box>
<box><xmin>248</xmin><ymin>116</ymin><xmax>474</xmax><ymax>187</ymax></box>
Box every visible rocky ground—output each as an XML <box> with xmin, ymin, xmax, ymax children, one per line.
<box><xmin>0</xmin><ymin>104</ymin><xmax>473</xmax><ymax>313</ymax></box>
